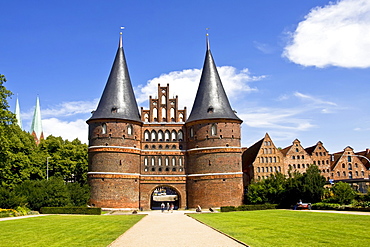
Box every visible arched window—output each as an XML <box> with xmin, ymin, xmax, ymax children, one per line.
<box><xmin>162</xmin><ymin>108</ymin><xmax>166</xmax><ymax>120</ymax></box>
<box><xmin>144</xmin><ymin>130</ymin><xmax>150</xmax><ymax>141</ymax></box>
<box><xmin>343</xmin><ymin>171</ymin><xmax>346</xmax><ymax>177</ymax></box>
<box><xmin>348</xmin><ymin>163</ymin><xmax>352</xmax><ymax>170</ymax></box>
<box><xmin>179</xmin><ymin>157</ymin><xmax>183</xmax><ymax>166</ymax></box>
<box><xmin>158</xmin><ymin>130</ymin><xmax>164</xmax><ymax>141</ymax></box>
<box><xmin>172</xmin><ymin>157</ymin><xmax>176</xmax><ymax>166</ymax></box>
<box><xmin>178</xmin><ymin>130</ymin><xmax>183</xmax><ymax>141</ymax></box>
<box><xmin>144</xmin><ymin>157</ymin><xmax>148</xmax><ymax>166</ymax></box>
<box><xmin>273</xmin><ymin>157</ymin><xmax>276</xmax><ymax>163</ymax></box>
<box><xmin>342</xmin><ymin>163</ymin><xmax>345</xmax><ymax>168</ymax></box>
<box><xmin>151</xmin><ymin>130</ymin><xmax>157</xmax><ymax>141</ymax></box>
<box><xmin>257</xmin><ymin>167</ymin><xmax>260</xmax><ymax>173</ymax></box>
<box><xmin>179</xmin><ymin>113</ymin><xmax>184</xmax><ymax>122</ymax></box>
<box><xmin>153</xmin><ymin>108</ymin><xmax>158</xmax><ymax>119</ymax></box>
<box><xmin>151</xmin><ymin>157</ymin><xmax>155</xmax><ymax>166</ymax></box>
<box><xmin>144</xmin><ymin>113</ymin><xmax>149</xmax><ymax>122</ymax></box>
<box><xmin>261</xmin><ymin>167</ymin><xmax>264</xmax><ymax>172</ymax></box>
<box><xmin>211</xmin><ymin>124</ymin><xmax>217</xmax><ymax>136</ymax></box>
<box><xmin>261</xmin><ymin>157</ymin><xmax>264</xmax><ymax>163</ymax></box>
<box><xmin>165</xmin><ymin>157</ymin><xmax>169</xmax><ymax>166</ymax></box>
<box><xmin>165</xmin><ymin>130</ymin><xmax>170</xmax><ymax>141</ymax></box>
<box><xmin>349</xmin><ymin>171</ymin><xmax>352</xmax><ymax>179</ymax></box>
<box><xmin>158</xmin><ymin>158</ymin><xmax>162</xmax><ymax>166</ymax></box>
<box><xmin>190</xmin><ymin>127</ymin><xmax>194</xmax><ymax>137</ymax></box>
<box><xmin>171</xmin><ymin>130</ymin><xmax>177</xmax><ymax>141</ymax></box>
<box><xmin>161</xmin><ymin>95</ymin><xmax>166</xmax><ymax>104</ymax></box>
<box><xmin>102</xmin><ymin>123</ymin><xmax>107</xmax><ymax>134</ymax></box>
<box><xmin>269</xmin><ymin>157</ymin><xmax>272</xmax><ymax>163</ymax></box>
<box><xmin>170</xmin><ymin>108</ymin><xmax>175</xmax><ymax>119</ymax></box>
<box><xmin>127</xmin><ymin>125</ymin><xmax>133</xmax><ymax>135</ymax></box>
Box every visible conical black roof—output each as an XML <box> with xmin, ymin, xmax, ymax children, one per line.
<box><xmin>89</xmin><ymin>35</ymin><xmax>141</xmax><ymax>122</ymax></box>
<box><xmin>186</xmin><ymin>38</ymin><xmax>241</xmax><ymax>123</ymax></box>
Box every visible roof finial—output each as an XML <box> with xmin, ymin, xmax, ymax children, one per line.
<box><xmin>119</xmin><ymin>27</ymin><xmax>125</xmax><ymax>48</ymax></box>
<box><xmin>206</xmin><ymin>28</ymin><xmax>210</xmax><ymax>50</ymax></box>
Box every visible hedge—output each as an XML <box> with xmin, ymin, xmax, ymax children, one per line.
<box><xmin>221</xmin><ymin>204</ymin><xmax>278</xmax><ymax>212</ymax></box>
<box><xmin>40</xmin><ymin>207</ymin><xmax>101</xmax><ymax>215</ymax></box>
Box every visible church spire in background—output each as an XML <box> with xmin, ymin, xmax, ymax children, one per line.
<box><xmin>30</xmin><ymin>96</ymin><xmax>44</xmax><ymax>144</ymax></box>
<box><xmin>14</xmin><ymin>96</ymin><xmax>23</xmax><ymax>129</ymax></box>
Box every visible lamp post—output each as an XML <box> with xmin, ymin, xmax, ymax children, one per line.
<box><xmin>47</xmin><ymin>157</ymin><xmax>51</xmax><ymax>180</ymax></box>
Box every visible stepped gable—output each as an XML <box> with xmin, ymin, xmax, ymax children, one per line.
<box><xmin>89</xmin><ymin>34</ymin><xmax>141</xmax><ymax>123</ymax></box>
<box><xmin>186</xmin><ymin>35</ymin><xmax>241</xmax><ymax>123</ymax></box>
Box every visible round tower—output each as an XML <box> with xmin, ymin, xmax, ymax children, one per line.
<box><xmin>185</xmin><ymin>36</ymin><xmax>244</xmax><ymax>208</ymax></box>
<box><xmin>87</xmin><ymin>34</ymin><xmax>142</xmax><ymax>209</ymax></box>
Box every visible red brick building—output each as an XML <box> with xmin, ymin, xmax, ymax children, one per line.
<box><xmin>87</xmin><ymin>34</ymin><xmax>243</xmax><ymax>210</ymax></box>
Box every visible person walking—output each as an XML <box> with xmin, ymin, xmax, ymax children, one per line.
<box><xmin>161</xmin><ymin>203</ymin><xmax>165</xmax><ymax>213</ymax></box>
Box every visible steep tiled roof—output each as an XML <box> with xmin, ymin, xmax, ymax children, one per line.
<box><xmin>89</xmin><ymin>34</ymin><xmax>141</xmax><ymax>122</ymax></box>
<box><xmin>186</xmin><ymin>36</ymin><xmax>241</xmax><ymax>123</ymax></box>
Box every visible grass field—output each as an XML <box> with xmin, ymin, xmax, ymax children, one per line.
<box><xmin>0</xmin><ymin>214</ymin><xmax>144</xmax><ymax>247</ymax></box>
<box><xmin>191</xmin><ymin>210</ymin><xmax>370</xmax><ymax>247</ymax></box>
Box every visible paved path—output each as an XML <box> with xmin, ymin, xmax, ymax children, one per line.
<box><xmin>108</xmin><ymin>210</ymin><xmax>246</xmax><ymax>247</ymax></box>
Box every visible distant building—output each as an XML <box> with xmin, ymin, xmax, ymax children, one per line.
<box><xmin>30</xmin><ymin>96</ymin><xmax>44</xmax><ymax>144</ymax></box>
<box><xmin>14</xmin><ymin>96</ymin><xmax>44</xmax><ymax>144</ymax></box>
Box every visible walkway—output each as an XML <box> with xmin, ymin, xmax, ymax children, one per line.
<box><xmin>108</xmin><ymin>210</ymin><xmax>246</xmax><ymax>247</ymax></box>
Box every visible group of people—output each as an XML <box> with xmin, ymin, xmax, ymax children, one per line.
<box><xmin>161</xmin><ymin>202</ymin><xmax>175</xmax><ymax>213</ymax></box>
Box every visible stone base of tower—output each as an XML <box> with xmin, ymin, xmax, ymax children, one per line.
<box><xmin>88</xmin><ymin>174</ymin><xmax>140</xmax><ymax>208</ymax></box>
<box><xmin>186</xmin><ymin>174</ymin><xmax>243</xmax><ymax>208</ymax></box>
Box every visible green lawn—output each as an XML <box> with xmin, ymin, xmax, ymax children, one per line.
<box><xmin>191</xmin><ymin>210</ymin><xmax>370</xmax><ymax>247</ymax></box>
<box><xmin>0</xmin><ymin>215</ymin><xmax>144</xmax><ymax>247</ymax></box>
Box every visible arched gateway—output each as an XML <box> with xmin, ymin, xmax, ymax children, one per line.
<box><xmin>151</xmin><ymin>186</ymin><xmax>180</xmax><ymax>210</ymax></box>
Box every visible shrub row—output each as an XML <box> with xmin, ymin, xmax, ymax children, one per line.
<box><xmin>312</xmin><ymin>202</ymin><xmax>370</xmax><ymax>212</ymax></box>
<box><xmin>40</xmin><ymin>207</ymin><xmax>101</xmax><ymax>215</ymax></box>
<box><xmin>221</xmin><ymin>204</ymin><xmax>278</xmax><ymax>212</ymax></box>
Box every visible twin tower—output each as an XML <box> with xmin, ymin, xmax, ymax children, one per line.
<box><xmin>87</xmin><ymin>34</ymin><xmax>243</xmax><ymax>210</ymax></box>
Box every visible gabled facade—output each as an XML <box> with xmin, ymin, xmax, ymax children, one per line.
<box><xmin>281</xmin><ymin>139</ymin><xmax>313</xmax><ymax>174</ymax></box>
<box><xmin>305</xmin><ymin>141</ymin><xmax>331</xmax><ymax>181</ymax></box>
<box><xmin>331</xmin><ymin>146</ymin><xmax>369</xmax><ymax>181</ymax></box>
<box><xmin>242</xmin><ymin>133</ymin><xmax>284</xmax><ymax>184</ymax></box>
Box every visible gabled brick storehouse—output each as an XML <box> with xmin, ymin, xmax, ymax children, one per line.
<box><xmin>87</xmin><ymin>34</ymin><xmax>243</xmax><ymax>209</ymax></box>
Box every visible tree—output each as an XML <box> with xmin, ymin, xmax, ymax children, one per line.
<box><xmin>301</xmin><ymin>165</ymin><xmax>326</xmax><ymax>203</ymax></box>
<box><xmin>332</xmin><ymin>181</ymin><xmax>357</xmax><ymax>205</ymax></box>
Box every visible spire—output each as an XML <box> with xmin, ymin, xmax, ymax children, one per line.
<box><xmin>14</xmin><ymin>96</ymin><xmax>23</xmax><ymax>129</ymax></box>
<box><xmin>186</xmin><ymin>35</ymin><xmax>241</xmax><ymax>123</ymax></box>
<box><xmin>89</xmin><ymin>32</ymin><xmax>141</xmax><ymax>122</ymax></box>
<box><xmin>30</xmin><ymin>96</ymin><xmax>44</xmax><ymax>144</ymax></box>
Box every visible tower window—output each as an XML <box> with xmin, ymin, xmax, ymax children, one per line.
<box><xmin>127</xmin><ymin>125</ymin><xmax>133</xmax><ymax>135</ymax></box>
<box><xmin>211</xmin><ymin>124</ymin><xmax>217</xmax><ymax>136</ymax></box>
<box><xmin>102</xmin><ymin>123</ymin><xmax>107</xmax><ymax>134</ymax></box>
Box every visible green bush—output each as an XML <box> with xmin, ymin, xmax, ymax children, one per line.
<box><xmin>0</xmin><ymin>187</ymin><xmax>27</xmax><ymax>209</ymax></box>
<box><xmin>40</xmin><ymin>207</ymin><xmax>101</xmax><ymax>215</ymax></box>
<box><xmin>221</xmin><ymin>204</ymin><xmax>278</xmax><ymax>212</ymax></box>
<box><xmin>237</xmin><ymin>204</ymin><xmax>278</xmax><ymax>211</ymax></box>
<box><xmin>15</xmin><ymin>206</ymin><xmax>31</xmax><ymax>216</ymax></box>
<box><xmin>220</xmin><ymin>206</ymin><xmax>236</xmax><ymax>212</ymax></box>
<box><xmin>311</xmin><ymin>202</ymin><xmax>344</xmax><ymax>210</ymax></box>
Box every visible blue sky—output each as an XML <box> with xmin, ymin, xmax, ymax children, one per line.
<box><xmin>1</xmin><ymin>0</ymin><xmax>369</xmax><ymax>153</ymax></box>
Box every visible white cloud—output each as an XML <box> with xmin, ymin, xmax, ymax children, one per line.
<box><xmin>283</xmin><ymin>0</ymin><xmax>370</xmax><ymax>68</ymax></box>
<box><xmin>43</xmin><ymin>118</ymin><xmax>88</xmax><ymax>143</ymax></box>
<box><xmin>293</xmin><ymin>92</ymin><xmax>337</xmax><ymax>106</ymax></box>
<box><xmin>136</xmin><ymin>66</ymin><xmax>262</xmax><ymax>110</ymax></box>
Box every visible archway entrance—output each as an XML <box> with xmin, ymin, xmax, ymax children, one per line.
<box><xmin>151</xmin><ymin>186</ymin><xmax>180</xmax><ymax>210</ymax></box>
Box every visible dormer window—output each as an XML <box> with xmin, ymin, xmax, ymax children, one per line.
<box><xmin>207</xmin><ymin>106</ymin><xmax>214</xmax><ymax>113</ymax></box>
